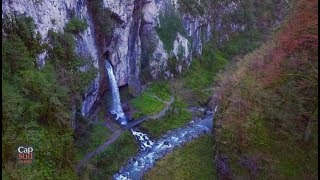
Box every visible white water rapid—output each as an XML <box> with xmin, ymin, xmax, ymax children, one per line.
<box><xmin>131</xmin><ymin>129</ymin><xmax>155</xmax><ymax>150</ymax></box>
<box><xmin>113</xmin><ymin>106</ymin><xmax>216</xmax><ymax>179</ymax></box>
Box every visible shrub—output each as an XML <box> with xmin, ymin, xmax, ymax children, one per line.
<box><xmin>2</xmin><ymin>15</ymin><xmax>96</xmax><ymax>179</ymax></box>
<box><xmin>221</xmin><ymin>28</ymin><xmax>262</xmax><ymax>58</ymax></box>
<box><xmin>178</xmin><ymin>0</ymin><xmax>206</xmax><ymax>15</ymax></box>
<box><xmin>156</xmin><ymin>6</ymin><xmax>186</xmax><ymax>52</ymax></box>
<box><xmin>88</xmin><ymin>0</ymin><xmax>114</xmax><ymax>36</ymax></box>
<box><xmin>214</xmin><ymin>0</ymin><xmax>318</xmax><ymax>175</ymax></box>
<box><xmin>88</xmin><ymin>132</ymin><xmax>138</xmax><ymax>178</ymax></box>
<box><xmin>75</xmin><ymin>123</ymin><xmax>112</xmax><ymax>160</ymax></box>
<box><xmin>141</xmin><ymin>108</ymin><xmax>192</xmax><ymax>137</ymax></box>
<box><xmin>183</xmin><ymin>43</ymin><xmax>228</xmax><ymax>91</ymax></box>
<box><xmin>64</xmin><ymin>17</ymin><xmax>88</xmax><ymax>34</ymax></box>
<box><xmin>3</xmin><ymin>15</ymin><xmax>43</xmax><ymax>56</ymax></box>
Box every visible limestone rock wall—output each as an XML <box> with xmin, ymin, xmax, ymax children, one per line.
<box><xmin>2</xmin><ymin>0</ymin><xmax>247</xmax><ymax>117</ymax></box>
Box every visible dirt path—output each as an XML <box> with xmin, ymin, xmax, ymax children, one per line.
<box><xmin>149</xmin><ymin>96</ymin><xmax>174</xmax><ymax>119</ymax></box>
<box><xmin>75</xmin><ymin>130</ymin><xmax>123</xmax><ymax>173</ymax></box>
<box><xmin>104</xmin><ymin>116</ymin><xmax>121</xmax><ymax>132</ymax></box>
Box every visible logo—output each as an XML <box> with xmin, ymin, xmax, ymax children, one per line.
<box><xmin>18</xmin><ymin>146</ymin><xmax>33</xmax><ymax>164</ymax></box>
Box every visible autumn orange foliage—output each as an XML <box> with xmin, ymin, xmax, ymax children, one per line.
<box><xmin>214</xmin><ymin>0</ymin><xmax>318</xmax><ymax>178</ymax></box>
<box><xmin>259</xmin><ymin>0</ymin><xmax>318</xmax><ymax>85</ymax></box>
<box><xmin>279</xmin><ymin>0</ymin><xmax>318</xmax><ymax>53</ymax></box>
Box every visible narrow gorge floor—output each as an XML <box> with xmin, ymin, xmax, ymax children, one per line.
<box><xmin>76</xmin><ymin>94</ymin><xmax>216</xmax><ymax>179</ymax></box>
<box><xmin>113</xmin><ymin>108</ymin><xmax>215</xmax><ymax>179</ymax></box>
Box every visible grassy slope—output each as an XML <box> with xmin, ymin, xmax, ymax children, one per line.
<box><xmin>140</xmin><ymin>108</ymin><xmax>192</xmax><ymax>138</ymax></box>
<box><xmin>79</xmin><ymin>131</ymin><xmax>138</xmax><ymax>179</ymax></box>
<box><xmin>130</xmin><ymin>82</ymin><xmax>171</xmax><ymax>119</ymax></box>
<box><xmin>130</xmin><ymin>94</ymin><xmax>166</xmax><ymax>118</ymax></box>
<box><xmin>214</xmin><ymin>0</ymin><xmax>318</xmax><ymax>178</ymax></box>
<box><xmin>131</xmin><ymin>81</ymin><xmax>192</xmax><ymax>137</ymax></box>
<box><xmin>75</xmin><ymin>121</ymin><xmax>113</xmax><ymax>162</ymax></box>
<box><xmin>144</xmin><ymin>135</ymin><xmax>216</xmax><ymax>179</ymax></box>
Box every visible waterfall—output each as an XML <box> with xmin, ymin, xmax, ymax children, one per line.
<box><xmin>105</xmin><ymin>61</ymin><xmax>128</xmax><ymax>125</ymax></box>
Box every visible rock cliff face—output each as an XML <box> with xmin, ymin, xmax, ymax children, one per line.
<box><xmin>2</xmin><ymin>0</ymin><xmax>246</xmax><ymax>117</ymax></box>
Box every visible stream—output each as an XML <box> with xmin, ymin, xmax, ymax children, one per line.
<box><xmin>113</xmin><ymin>107</ymin><xmax>216</xmax><ymax>180</ymax></box>
<box><xmin>105</xmin><ymin>59</ymin><xmax>216</xmax><ymax>179</ymax></box>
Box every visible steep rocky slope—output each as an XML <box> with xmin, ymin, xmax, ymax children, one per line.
<box><xmin>3</xmin><ymin>0</ymin><xmax>265</xmax><ymax>118</ymax></box>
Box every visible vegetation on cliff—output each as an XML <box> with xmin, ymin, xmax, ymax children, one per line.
<box><xmin>2</xmin><ymin>15</ymin><xmax>95</xmax><ymax>179</ymax></box>
<box><xmin>156</xmin><ymin>6</ymin><xmax>186</xmax><ymax>52</ymax></box>
<box><xmin>2</xmin><ymin>0</ymin><xmax>317</xmax><ymax>179</ymax></box>
<box><xmin>214</xmin><ymin>0</ymin><xmax>318</xmax><ymax>178</ymax></box>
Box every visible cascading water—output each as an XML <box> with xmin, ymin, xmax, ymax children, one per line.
<box><xmin>131</xmin><ymin>128</ymin><xmax>154</xmax><ymax>150</ymax></box>
<box><xmin>113</xmin><ymin>106</ymin><xmax>217</xmax><ymax>179</ymax></box>
<box><xmin>105</xmin><ymin>61</ymin><xmax>128</xmax><ymax>125</ymax></box>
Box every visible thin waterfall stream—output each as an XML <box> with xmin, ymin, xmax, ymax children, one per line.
<box><xmin>105</xmin><ymin>61</ymin><xmax>128</xmax><ymax>125</ymax></box>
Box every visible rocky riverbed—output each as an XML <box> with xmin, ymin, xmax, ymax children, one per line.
<box><xmin>113</xmin><ymin>106</ymin><xmax>216</xmax><ymax>180</ymax></box>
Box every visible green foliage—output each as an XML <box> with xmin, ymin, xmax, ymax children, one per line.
<box><xmin>88</xmin><ymin>132</ymin><xmax>139</xmax><ymax>178</ymax></box>
<box><xmin>75</xmin><ymin>123</ymin><xmax>112</xmax><ymax>161</ymax></box>
<box><xmin>141</xmin><ymin>102</ymin><xmax>191</xmax><ymax>137</ymax></box>
<box><xmin>246</xmin><ymin>111</ymin><xmax>271</xmax><ymax>149</ymax></box>
<box><xmin>64</xmin><ymin>17</ymin><xmax>88</xmax><ymax>34</ymax></box>
<box><xmin>235</xmin><ymin>0</ymin><xmax>278</xmax><ymax>29</ymax></box>
<box><xmin>156</xmin><ymin>7</ymin><xmax>186</xmax><ymax>52</ymax></box>
<box><xmin>88</xmin><ymin>0</ymin><xmax>114</xmax><ymax>36</ymax></box>
<box><xmin>3</xmin><ymin>15</ymin><xmax>43</xmax><ymax>55</ymax></box>
<box><xmin>47</xmin><ymin>29</ymin><xmax>97</xmax><ymax>96</ymax></box>
<box><xmin>144</xmin><ymin>135</ymin><xmax>217</xmax><ymax>179</ymax></box>
<box><xmin>221</xmin><ymin>28</ymin><xmax>262</xmax><ymax>57</ymax></box>
<box><xmin>145</xmin><ymin>82</ymin><xmax>171</xmax><ymax>101</ymax></box>
<box><xmin>2</xmin><ymin>15</ymin><xmax>96</xmax><ymax>179</ymax></box>
<box><xmin>184</xmin><ymin>59</ymin><xmax>210</xmax><ymax>90</ymax></box>
<box><xmin>215</xmin><ymin>35</ymin><xmax>318</xmax><ymax>178</ymax></box>
<box><xmin>179</xmin><ymin>26</ymin><xmax>264</xmax><ymax>105</ymax></box>
<box><xmin>183</xmin><ymin>43</ymin><xmax>228</xmax><ymax>93</ymax></box>
<box><xmin>178</xmin><ymin>0</ymin><xmax>207</xmax><ymax>15</ymax></box>
<box><xmin>130</xmin><ymin>82</ymin><xmax>171</xmax><ymax>119</ymax></box>
<box><xmin>2</xmin><ymin>169</ymin><xmax>9</xmax><ymax>180</ymax></box>
<box><xmin>32</xmin><ymin>128</ymin><xmax>75</xmax><ymax>179</ymax></box>
<box><xmin>19</xmin><ymin>67</ymin><xmax>70</xmax><ymax>126</ymax></box>
<box><xmin>167</xmin><ymin>57</ymin><xmax>178</xmax><ymax>74</ymax></box>
<box><xmin>130</xmin><ymin>93</ymin><xmax>165</xmax><ymax>118</ymax></box>
<box><xmin>2</xmin><ymin>35</ymin><xmax>35</xmax><ymax>80</ymax></box>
